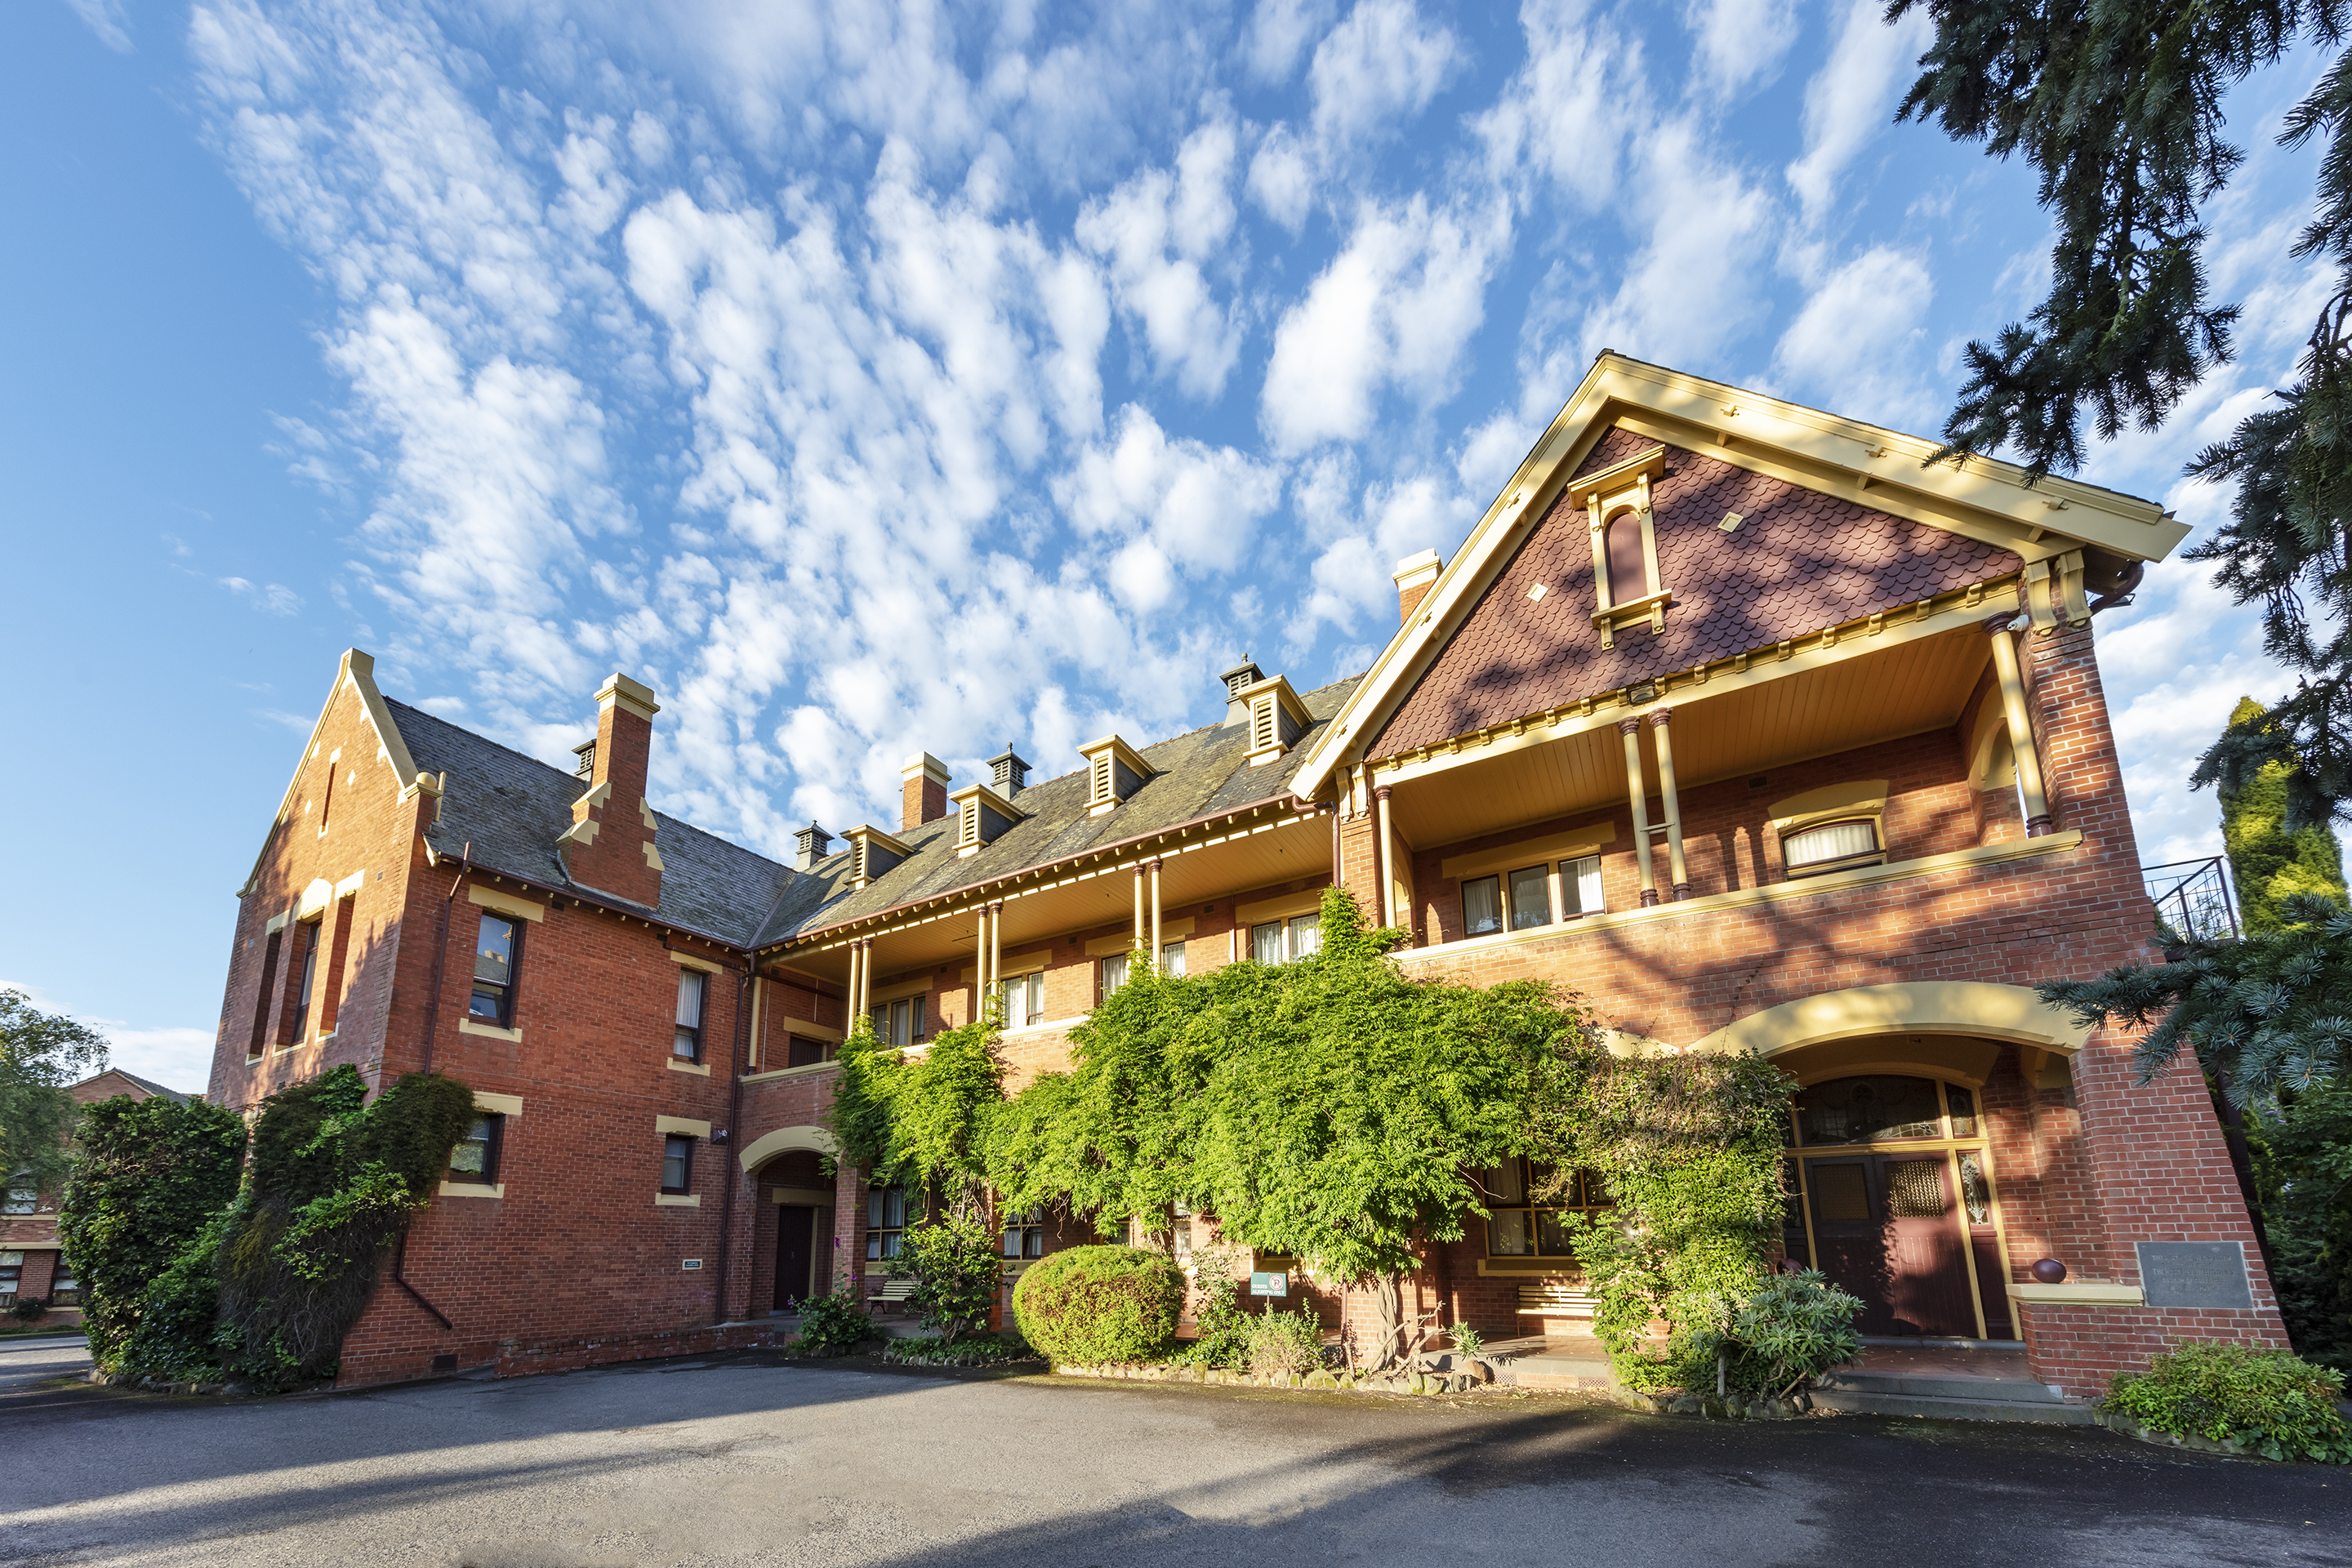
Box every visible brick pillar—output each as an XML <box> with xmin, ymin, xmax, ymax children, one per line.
<box><xmin>556</xmin><ymin>675</ymin><xmax>664</xmax><ymax>906</ymax></box>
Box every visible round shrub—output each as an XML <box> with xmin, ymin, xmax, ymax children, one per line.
<box><xmin>1013</xmin><ymin>1245</ymin><xmax>1184</xmax><ymax>1367</ymax></box>
<box><xmin>2104</xmin><ymin>1341</ymin><xmax>2351</xmax><ymax>1463</ymax></box>
<box><xmin>11</xmin><ymin>1296</ymin><xmax>49</xmax><ymax>1324</ymax></box>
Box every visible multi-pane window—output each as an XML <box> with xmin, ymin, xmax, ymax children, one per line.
<box><xmin>470</xmin><ymin>914</ymin><xmax>519</xmax><ymax>1027</ymax></box>
<box><xmin>49</xmin><ymin>1266</ymin><xmax>78</xmax><ymax>1306</ymax></box>
<box><xmin>448</xmin><ymin>1113</ymin><xmax>506</xmax><ymax>1186</ymax></box>
<box><xmin>660</xmin><ymin>1134</ymin><xmax>695</xmax><ymax>1195</ymax></box>
<box><xmin>1000</xmin><ymin>1205</ymin><xmax>1044</xmax><ymax>1259</ymax></box>
<box><xmin>1790</xmin><ymin>1076</ymin><xmax>1973</xmax><ymax>1146</ymax></box>
<box><xmin>867</xmin><ymin>1184</ymin><xmax>909</xmax><ymax>1259</ymax></box>
<box><xmin>0</xmin><ymin>1252</ymin><xmax>18</xmax><ymax>1298</ymax></box>
<box><xmin>871</xmin><ymin>996</ymin><xmax>925</xmax><ymax>1047</ymax></box>
<box><xmin>1463</xmin><ymin>855</ymin><xmax>1607</xmax><ymax>938</ymax></box>
<box><xmin>1161</xmin><ymin>941</ymin><xmax>1187</xmax><ymax>977</ymax></box>
<box><xmin>1783</xmin><ymin>819</ymin><xmax>1883</xmax><ymax>877</ymax></box>
<box><xmin>1102</xmin><ymin>942</ymin><xmax>1187</xmax><ymax>998</ymax></box>
<box><xmin>2</xmin><ymin>1171</ymin><xmax>34</xmax><ymax>1215</ymax></box>
<box><xmin>292</xmin><ymin>920</ymin><xmax>321</xmax><ymax>1035</ymax></box>
<box><xmin>249</xmin><ymin>929</ymin><xmax>283</xmax><ymax>1054</ymax></box>
<box><xmin>997</xmin><ymin>971</ymin><xmax>1044</xmax><ymax>1027</ymax></box>
<box><xmin>784</xmin><ymin>1034</ymin><xmax>833</xmax><ymax>1068</ymax></box>
<box><xmin>1250</xmin><ymin>912</ymin><xmax>1321</xmax><ymax>964</ymax></box>
<box><xmin>1479</xmin><ymin>1156</ymin><xmax>1614</xmax><ymax>1258</ymax></box>
<box><xmin>675</xmin><ymin>969</ymin><xmax>708</xmax><ymax>1061</ymax></box>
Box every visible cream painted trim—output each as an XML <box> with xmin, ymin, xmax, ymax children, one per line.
<box><xmin>868</xmin><ymin>976</ymin><xmax>932</xmax><ymax>1004</ymax></box>
<box><xmin>599</xmin><ymin>672</ymin><xmax>661</xmax><ymax>722</ymax></box>
<box><xmin>241</xmin><ymin>649</ymin><xmax>421</xmax><ymax>898</ymax></box>
<box><xmin>666</xmin><ymin>1057</ymin><xmax>710</xmax><ymax>1076</ymax></box>
<box><xmin>1288</xmin><ymin>353</ymin><xmax>2186</xmax><ymax>802</ymax></box>
<box><xmin>2007</xmin><ymin>1281</ymin><xmax>2145</xmax><ymax>1306</ymax></box>
<box><xmin>1440</xmin><ymin>821</ymin><xmax>1618</xmax><ymax>882</ymax></box>
<box><xmin>960</xmin><ymin>946</ymin><xmax>1051</xmax><ymax>983</ymax></box>
<box><xmin>656</xmin><ymin>1115</ymin><xmax>713</xmax><ymax>1138</ymax></box>
<box><xmin>334</xmin><ymin>870</ymin><xmax>366</xmax><ymax>899</ymax></box>
<box><xmin>1788</xmin><ymin>1059</ymin><xmax>1994</xmax><ymax>1090</ymax></box>
<box><xmin>771</xmin><ymin>1017</ymin><xmax>844</xmax><ymax>1043</ymax></box>
<box><xmin>265</xmin><ymin>908</ymin><xmax>294</xmax><ymax>936</ymax></box>
<box><xmin>297</xmin><ymin>877</ymin><xmax>335</xmax><ymax>919</ymax></box>
<box><xmin>1473</xmin><ymin>1258</ymin><xmax>1580</xmax><ymax>1277</ymax></box>
<box><xmin>1236</xmin><ymin>889</ymin><xmax>1329</xmax><ymax>925</ymax></box>
<box><xmin>655</xmin><ymin>1193</ymin><xmax>702</xmax><ymax>1208</ymax></box>
<box><xmin>736</xmin><ymin>1123</ymin><xmax>841</xmax><ymax>1173</ymax></box>
<box><xmin>1401</xmin><ymin>831</ymin><xmax>2087</xmax><ymax>982</ymax></box>
<box><xmin>468</xmin><ymin>884</ymin><xmax>546</xmax><ymax>923</ymax></box>
<box><xmin>768</xmin><ymin>1187</ymin><xmax>836</xmax><ymax>1205</ymax></box>
<box><xmin>1085</xmin><ymin>918</ymin><xmax>1196</xmax><ymax>957</ymax></box>
<box><xmin>438</xmin><ymin>1182</ymin><xmax>506</xmax><ymax>1200</ymax></box>
<box><xmin>739</xmin><ymin>1062</ymin><xmax>838</xmax><ymax>1085</ymax></box>
<box><xmin>1768</xmin><ymin>781</ymin><xmax>1890</xmax><ymax>835</ymax></box>
<box><xmin>457</xmin><ymin>1018</ymin><xmax>523</xmax><ymax>1043</ymax></box>
<box><xmin>667</xmin><ymin>948</ymin><xmax>723</xmax><ymax>973</ymax></box>
<box><xmin>472</xmin><ymin>1091</ymin><xmax>524</xmax><ymax>1118</ymax></box>
<box><xmin>1693</xmin><ymin>979</ymin><xmax>2095</xmax><ymax>1058</ymax></box>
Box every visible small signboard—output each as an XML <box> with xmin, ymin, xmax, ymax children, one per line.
<box><xmin>2136</xmin><ymin>1241</ymin><xmax>2252</xmax><ymax>1310</ymax></box>
<box><xmin>681</xmin><ymin>1258</ymin><xmax>704</xmax><ymax>1271</ymax></box>
<box><xmin>1249</xmin><ymin>1271</ymin><xmax>1288</xmax><ymax>1298</ymax></box>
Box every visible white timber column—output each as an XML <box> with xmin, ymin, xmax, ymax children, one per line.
<box><xmin>1132</xmin><ymin>863</ymin><xmax>1146</xmax><ymax>952</ymax></box>
<box><xmin>858</xmin><ymin>938</ymin><xmax>873</xmax><ymax>1021</ymax></box>
<box><xmin>1149</xmin><ymin>858</ymin><xmax>1164</xmax><ymax>972</ymax></box>
<box><xmin>1374</xmin><ymin>784</ymin><xmax>1397</xmax><ymax>928</ymax></box>
<box><xmin>748</xmin><ymin>974</ymin><xmax>764</xmax><ymax>1070</ymax></box>
<box><xmin>847</xmin><ymin>940</ymin><xmax>865</xmax><ymax>1025</ymax></box>
<box><xmin>987</xmin><ymin>902</ymin><xmax>1004</xmax><ymax>1010</ymax></box>
<box><xmin>1619</xmin><ymin>718</ymin><xmax>1659</xmax><ymax>906</ymax></box>
<box><xmin>1648</xmin><ymin>708</ymin><xmax>1690</xmax><ymax>900</ymax></box>
<box><xmin>1986</xmin><ymin>617</ymin><xmax>2053</xmax><ymax>835</ymax></box>
<box><xmin>974</xmin><ymin>905</ymin><xmax>991</xmax><ymax>1020</ymax></box>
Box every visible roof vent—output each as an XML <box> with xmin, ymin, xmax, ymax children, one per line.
<box><xmin>794</xmin><ymin>822</ymin><xmax>834</xmax><ymax>871</ymax></box>
<box><xmin>1221</xmin><ymin>659</ymin><xmax>1264</xmax><ymax>700</ymax></box>
<box><xmin>988</xmin><ymin>745</ymin><xmax>1031</xmax><ymax>796</ymax></box>
<box><xmin>1078</xmin><ymin>736</ymin><xmax>1153</xmax><ymax>817</ymax></box>
<box><xmin>572</xmin><ymin>739</ymin><xmax>597</xmax><ymax>781</ymax></box>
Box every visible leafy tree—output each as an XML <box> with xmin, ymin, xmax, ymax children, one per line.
<box><xmin>0</xmin><ymin>988</ymin><xmax>109</xmax><ymax>1203</ymax></box>
<box><xmin>889</xmin><ymin>1210</ymin><xmax>1004</xmax><ymax>1344</ymax></box>
<box><xmin>58</xmin><ymin>1094</ymin><xmax>247</xmax><ymax>1365</ymax></box>
<box><xmin>2223</xmin><ymin>695</ymin><xmax>2351</xmax><ymax>931</ymax></box>
<box><xmin>1892</xmin><ymin>0</ymin><xmax>2352</xmax><ymax>826</ymax></box>
<box><xmin>2252</xmin><ymin>1079</ymin><xmax>2352</xmax><ymax>1368</ymax></box>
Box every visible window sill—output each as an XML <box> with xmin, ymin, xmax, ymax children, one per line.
<box><xmin>742</xmin><ymin>1062</ymin><xmax>836</xmax><ymax>1084</ymax></box>
<box><xmin>655</xmin><ymin>1192</ymin><xmax>702</xmax><ymax>1208</ymax></box>
<box><xmin>439</xmin><ymin>1181</ymin><xmax>505</xmax><ymax>1200</ymax></box>
<box><xmin>1406</xmin><ymin>831</ymin><xmax>2084</xmax><ymax>967</ymax></box>
<box><xmin>245</xmin><ymin>1054</ymin><xmax>263</xmax><ymax>1066</ymax></box>
<box><xmin>666</xmin><ymin>1057</ymin><xmax>710</xmax><ymax>1076</ymax></box>
<box><xmin>459</xmin><ymin>1018</ymin><xmax>523</xmax><ymax>1042</ymax></box>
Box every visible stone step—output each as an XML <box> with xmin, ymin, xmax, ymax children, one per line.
<box><xmin>1816</xmin><ymin>1370</ymin><xmax>2064</xmax><ymax>1404</ymax></box>
<box><xmin>1504</xmin><ymin>1356</ymin><xmax>1614</xmax><ymax>1390</ymax></box>
<box><xmin>1810</xmin><ymin>1387</ymin><xmax>2095</xmax><ymax>1425</ymax></box>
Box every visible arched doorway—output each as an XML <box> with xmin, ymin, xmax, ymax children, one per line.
<box><xmin>737</xmin><ymin>1125</ymin><xmax>841</xmax><ymax>1315</ymax></box>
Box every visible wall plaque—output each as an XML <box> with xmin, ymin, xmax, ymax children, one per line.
<box><xmin>2136</xmin><ymin>1242</ymin><xmax>2252</xmax><ymax>1310</ymax></box>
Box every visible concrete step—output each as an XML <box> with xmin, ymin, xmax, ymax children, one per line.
<box><xmin>1504</xmin><ymin>1356</ymin><xmax>1614</xmax><ymax>1390</ymax></box>
<box><xmin>1811</xmin><ymin>1387</ymin><xmax>2095</xmax><ymax>1425</ymax></box>
<box><xmin>1816</xmin><ymin>1370</ymin><xmax>2065</xmax><ymax>1405</ymax></box>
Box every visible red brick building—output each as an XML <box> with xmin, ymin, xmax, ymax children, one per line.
<box><xmin>210</xmin><ymin>354</ymin><xmax>2283</xmax><ymax>1396</ymax></box>
<box><xmin>3</xmin><ymin>1068</ymin><xmax>190</xmax><ymax>1325</ymax></box>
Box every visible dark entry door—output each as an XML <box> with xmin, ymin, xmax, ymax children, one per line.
<box><xmin>1804</xmin><ymin>1154</ymin><xmax>1977</xmax><ymax>1337</ymax></box>
<box><xmin>776</xmin><ymin>1205</ymin><xmax>815</xmax><ymax>1308</ymax></box>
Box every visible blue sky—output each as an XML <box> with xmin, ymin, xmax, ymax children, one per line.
<box><xmin>3</xmin><ymin>0</ymin><xmax>2332</xmax><ymax>1090</ymax></box>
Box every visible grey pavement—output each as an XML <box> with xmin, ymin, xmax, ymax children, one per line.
<box><xmin>2</xmin><ymin>1335</ymin><xmax>2347</xmax><ymax>1566</ymax></box>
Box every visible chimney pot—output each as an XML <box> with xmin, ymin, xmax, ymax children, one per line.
<box><xmin>556</xmin><ymin>672</ymin><xmax>664</xmax><ymax>906</ymax></box>
<box><xmin>1393</xmin><ymin>550</ymin><xmax>1442</xmax><ymax>625</ymax></box>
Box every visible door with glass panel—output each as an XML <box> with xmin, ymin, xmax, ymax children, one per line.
<box><xmin>1790</xmin><ymin>1075</ymin><xmax>2013</xmax><ymax>1339</ymax></box>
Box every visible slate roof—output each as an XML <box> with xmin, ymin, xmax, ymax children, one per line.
<box><xmin>391</xmin><ymin>700</ymin><xmax>796</xmax><ymax>947</ymax></box>
<box><xmin>752</xmin><ymin>675</ymin><xmax>1362</xmax><ymax>948</ymax></box>
<box><xmin>1364</xmin><ymin>426</ymin><xmax>2024</xmax><ymax>758</ymax></box>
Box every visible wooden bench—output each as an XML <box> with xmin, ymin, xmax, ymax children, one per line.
<box><xmin>864</xmin><ymin>1277</ymin><xmax>916</xmax><ymax>1304</ymax></box>
<box><xmin>1516</xmin><ymin>1282</ymin><xmax>1597</xmax><ymax>1318</ymax></box>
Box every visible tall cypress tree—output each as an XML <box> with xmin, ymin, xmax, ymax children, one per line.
<box><xmin>2222</xmin><ymin>695</ymin><xmax>2350</xmax><ymax>931</ymax></box>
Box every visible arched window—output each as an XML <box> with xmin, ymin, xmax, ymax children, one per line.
<box><xmin>1604</xmin><ymin>511</ymin><xmax>1647</xmax><ymax>605</ymax></box>
<box><xmin>1782</xmin><ymin>818</ymin><xmax>1883</xmax><ymax>876</ymax></box>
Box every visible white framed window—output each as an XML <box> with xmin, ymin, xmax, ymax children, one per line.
<box><xmin>871</xmin><ymin>996</ymin><xmax>925</xmax><ymax>1047</ymax></box>
<box><xmin>674</xmin><ymin>969</ymin><xmax>707</xmax><ymax>1061</ymax></box>
<box><xmin>1561</xmin><ymin>854</ymin><xmax>1604</xmax><ymax>917</ymax></box>
<box><xmin>1784</xmin><ymin>819</ymin><xmax>1883</xmax><ymax>877</ymax></box>
<box><xmin>1465</xmin><ymin>853</ymin><xmax>1607</xmax><ymax>937</ymax></box>
<box><xmin>1507</xmin><ymin>864</ymin><xmax>1551</xmax><ymax>931</ymax></box>
<box><xmin>3</xmin><ymin>1170</ymin><xmax>35</xmax><ymax>1216</ymax></box>
<box><xmin>997</xmin><ymin>971</ymin><xmax>1044</xmax><ymax>1027</ymax></box>
<box><xmin>0</xmin><ymin>1252</ymin><xmax>18</xmax><ymax>1298</ymax></box>
<box><xmin>1250</xmin><ymin>913</ymin><xmax>1321</xmax><ymax>964</ymax></box>
<box><xmin>1101</xmin><ymin>951</ymin><xmax>1129</xmax><ymax>996</ymax></box>
<box><xmin>1160</xmin><ymin>940</ymin><xmax>1186</xmax><ymax>977</ymax></box>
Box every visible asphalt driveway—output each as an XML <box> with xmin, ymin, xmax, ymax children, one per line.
<box><xmin>2</xmin><ymin>1335</ymin><xmax>2345</xmax><ymax>1566</ymax></box>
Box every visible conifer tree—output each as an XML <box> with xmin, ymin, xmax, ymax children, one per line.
<box><xmin>2223</xmin><ymin>695</ymin><xmax>2351</xmax><ymax>930</ymax></box>
<box><xmin>1893</xmin><ymin>0</ymin><xmax>2352</xmax><ymax>826</ymax></box>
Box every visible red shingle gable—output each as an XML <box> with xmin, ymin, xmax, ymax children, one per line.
<box><xmin>1365</xmin><ymin>427</ymin><xmax>2022</xmax><ymax>758</ymax></box>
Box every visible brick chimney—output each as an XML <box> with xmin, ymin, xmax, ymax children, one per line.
<box><xmin>1393</xmin><ymin>550</ymin><xmax>1441</xmax><ymax>624</ymax></box>
<box><xmin>555</xmin><ymin>673</ymin><xmax>664</xmax><ymax>906</ymax></box>
<box><xmin>900</xmin><ymin>753</ymin><xmax>951</xmax><ymax>831</ymax></box>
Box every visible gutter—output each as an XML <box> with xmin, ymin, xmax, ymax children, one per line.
<box><xmin>713</xmin><ymin>958</ymin><xmax>751</xmax><ymax>1326</ymax></box>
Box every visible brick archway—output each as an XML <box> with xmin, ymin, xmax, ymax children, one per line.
<box><xmin>734</xmin><ymin>1124</ymin><xmax>837</xmax><ymax>1174</ymax></box>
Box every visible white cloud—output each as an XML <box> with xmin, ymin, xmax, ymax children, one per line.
<box><xmin>1244</xmin><ymin>0</ymin><xmax>1339</xmax><ymax>82</ymax></box>
<box><xmin>1057</xmin><ymin>405</ymin><xmax>1284</xmax><ymax>573</ymax></box>
<box><xmin>220</xmin><ymin>576</ymin><xmax>305</xmax><ymax>615</ymax></box>
<box><xmin>1574</xmin><ymin>119</ymin><xmax>1776</xmax><ymax>369</ymax></box>
<box><xmin>1076</xmin><ymin>120</ymin><xmax>1245</xmax><ymax>399</ymax></box>
<box><xmin>1307</xmin><ymin>0</ymin><xmax>1460</xmax><ymax>154</ymax></box>
<box><xmin>1682</xmin><ymin>0</ymin><xmax>1799</xmax><ymax>100</ymax></box>
<box><xmin>66</xmin><ymin>0</ymin><xmax>132</xmax><ymax>53</ymax></box>
<box><xmin>1247</xmin><ymin>123</ymin><xmax>1315</xmax><ymax>233</ymax></box>
<box><xmin>1261</xmin><ymin>195</ymin><xmax>1508</xmax><ymax>453</ymax></box>
<box><xmin>1769</xmin><ymin>246</ymin><xmax>1936</xmax><ymax>424</ymax></box>
<box><xmin>1785</xmin><ymin>0</ymin><xmax>1935</xmax><ymax>232</ymax></box>
<box><xmin>1474</xmin><ymin>0</ymin><xmax>1642</xmax><ymax>210</ymax></box>
<box><xmin>0</xmin><ymin>979</ymin><xmax>212</xmax><ymax>1097</ymax></box>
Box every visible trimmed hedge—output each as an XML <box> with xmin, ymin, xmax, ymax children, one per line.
<box><xmin>2105</xmin><ymin>1341</ymin><xmax>2352</xmax><ymax>1463</ymax></box>
<box><xmin>1012</xmin><ymin>1245</ymin><xmax>1183</xmax><ymax>1366</ymax></box>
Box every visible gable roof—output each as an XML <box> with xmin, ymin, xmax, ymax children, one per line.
<box><xmin>71</xmin><ymin>1068</ymin><xmax>191</xmax><ymax>1104</ymax></box>
<box><xmin>1290</xmin><ymin>353</ymin><xmax>2193</xmax><ymax>799</ymax></box>
<box><xmin>238</xmin><ymin>649</ymin><xmax>420</xmax><ymax>898</ymax></box>
<box><xmin>756</xmin><ymin>675</ymin><xmax>1361</xmax><ymax>948</ymax></box>
<box><xmin>1365</xmin><ymin>426</ymin><xmax>2022</xmax><ymax>757</ymax></box>
<box><xmin>390</xmin><ymin>700</ymin><xmax>795</xmax><ymax>947</ymax></box>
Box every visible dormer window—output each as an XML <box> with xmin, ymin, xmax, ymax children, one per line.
<box><xmin>1581</xmin><ymin>441</ymin><xmax>1671</xmax><ymax>651</ymax></box>
<box><xmin>949</xmin><ymin>781</ymin><xmax>1027</xmax><ymax>859</ymax></box>
<box><xmin>844</xmin><ymin>825</ymin><xmax>914</xmax><ymax>889</ymax></box>
<box><xmin>1232</xmin><ymin>674</ymin><xmax>1311</xmax><ymax>768</ymax></box>
<box><xmin>1079</xmin><ymin>736</ymin><xmax>1152</xmax><ymax>817</ymax></box>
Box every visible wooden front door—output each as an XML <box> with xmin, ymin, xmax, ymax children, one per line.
<box><xmin>776</xmin><ymin>1205</ymin><xmax>815</xmax><ymax>1308</ymax></box>
<box><xmin>1803</xmin><ymin>1152</ymin><xmax>1979</xmax><ymax>1338</ymax></box>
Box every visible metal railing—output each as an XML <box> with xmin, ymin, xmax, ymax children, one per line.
<box><xmin>2143</xmin><ymin>856</ymin><xmax>2241</xmax><ymax>942</ymax></box>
